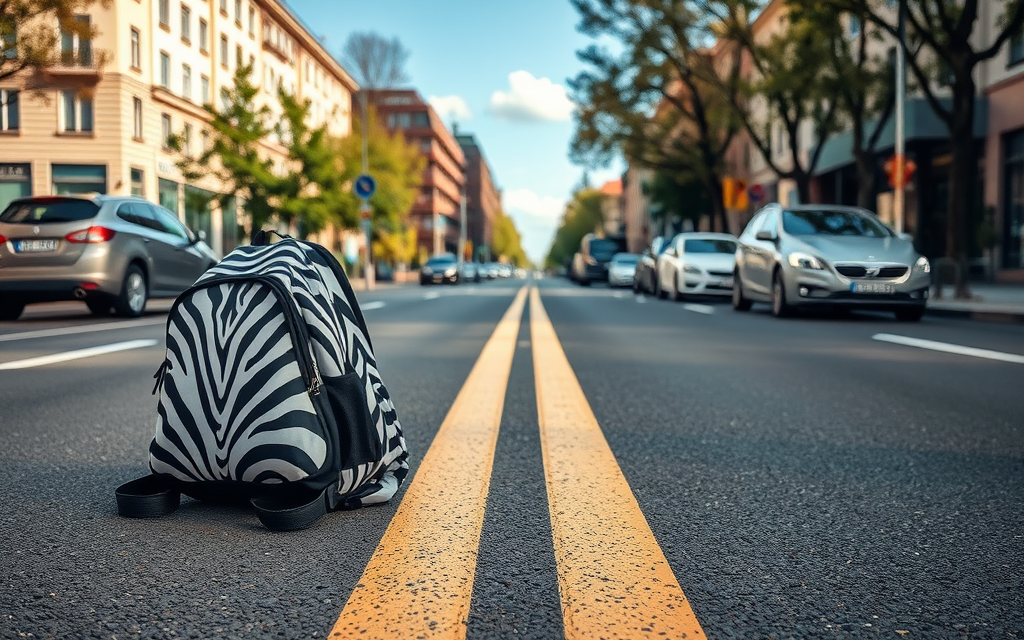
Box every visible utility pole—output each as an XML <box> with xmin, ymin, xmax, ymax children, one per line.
<box><xmin>458</xmin><ymin>192</ymin><xmax>467</xmax><ymax>267</ymax></box>
<box><xmin>360</xmin><ymin>89</ymin><xmax>374</xmax><ymax>291</ymax></box>
<box><xmin>894</xmin><ymin>0</ymin><xmax>906</xmax><ymax>236</ymax></box>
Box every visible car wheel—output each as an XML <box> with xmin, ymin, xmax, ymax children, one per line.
<box><xmin>114</xmin><ymin>264</ymin><xmax>148</xmax><ymax>318</ymax></box>
<box><xmin>0</xmin><ymin>298</ymin><xmax>25</xmax><ymax>321</ymax></box>
<box><xmin>86</xmin><ymin>297</ymin><xmax>113</xmax><ymax>316</ymax></box>
<box><xmin>732</xmin><ymin>272</ymin><xmax>752</xmax><ymax>311</ymax></box>
<box><xmin>895</xmin><ymin>306</ymin><xmax>925</xmax><ymax>322</ymax></box>
<box><xmin>772</xmin><ymin>270</ymin><xmax>792</xmax><ymax>318</ymax></box>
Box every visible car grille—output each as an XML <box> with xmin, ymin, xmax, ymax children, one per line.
<box><xmin>835</xmin><ymin>265</ymin><xmax>908</xmax><ymax>279</ymax></box>
<box><xmin>707</xmin><ymin>270</ymin><xmax>732</xmax><ymax>277</ymax></box>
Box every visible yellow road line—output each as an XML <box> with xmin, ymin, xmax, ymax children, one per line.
<box><xmin>329</xmin><ymin>286</ymin><xmax>528</xmax><ymax>640</ymax></box>
<box><xmin>530</xmin><ymin>287</ymin><xmax>707</xmax><ymax>639</ymax></box>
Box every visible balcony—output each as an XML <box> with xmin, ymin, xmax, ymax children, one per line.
<box><xmin>44</xmin><ymin>50</ymin><xmax>101</xmax><ymax>81</ymax></box>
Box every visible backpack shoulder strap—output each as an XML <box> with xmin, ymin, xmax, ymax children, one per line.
<box><xmin>115</xmin><ymin>474</ymin><xmax>181</xmax><ymax>518</ymax></box>
<box><xmin>251</xmin><ymin>487</ymin><xmax>331</xmax><ymax>531</ymax></box>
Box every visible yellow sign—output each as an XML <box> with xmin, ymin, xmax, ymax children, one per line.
<box><xmin>723</xmin><ymin>178</ymin><xmax>749</xmax><ymax>210</ymax></box>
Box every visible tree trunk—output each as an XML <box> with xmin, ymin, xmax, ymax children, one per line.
<box><xmin>946</xmin><ymin>74</ymin><xmax>976</xmax><ymax>299</ymax></box>
<box><xmin>854</xmin><ymin>150</ymin><xmax>876</xmax><ymax>211</ymax></box>
<box><xmin>707</xmin><ymin>174</ymin><xmax>727</xmax><ymax>234</ymax></box>
<box><xmin>795</xmin><ymin>170</ymin><xmax>812</xmax><ymax>205</ymax></box>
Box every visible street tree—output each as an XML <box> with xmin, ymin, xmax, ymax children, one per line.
<box><xmin>169</xmin><ymin>65</ymin><xmax>280</xmax><ymax>235</ymax></box>
<box><xmin>832</xmin><ymin>0</ymin><xmax>1024</xmax><ymax>298</ymax></box>
<box><xmin>339</xmin><ymin>31</ymin><xmax>410</xmax><ymax>90</ymax></box>
<box><xmin>373</xmin><ymin>226</ymin><xmax>418</xmax><ymax>269</ymax></box>
<box><xmin>546</xmin><ymin>188</ymin><xmax>605</xmax><ymax>269</ymax></box>
<box><xmin>0</xmin><ymin>0</ymin><xmax>109</xmax><ymax>92</ymax></box>
<box><xmin>492</xmin><ymin>212</ymin><xmax>528</xmax><ymax>267</ymax></box>
<box><xmin>569</xmin><ymin>0</ymin><xmax>750</xmax><ymax>234</ymax></box>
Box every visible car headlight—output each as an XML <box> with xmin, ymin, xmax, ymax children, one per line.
<box><xmin>444</xmin><ymin>267</ymin><xmax>457</xmax><ymax>276</ymax></box>
<box><xmin>788</xmin><ymin>252</ymin><xmax>825</xmax><ymax>270</ymax></box>
<box><xmin>683</xmin><ymin>263</ymin><xmax>702</xmax><ymax>274</ymax></box>
<box><xmin>914</xmin><ymin>256</ymin><xmax>931</xmax><ymax>273</ymax></box>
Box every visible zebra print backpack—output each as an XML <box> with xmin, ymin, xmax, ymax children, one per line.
<box><xmin>115</xmin><ymin>231</ymin><xmax>409</xmax><ymax>531</ymax></box>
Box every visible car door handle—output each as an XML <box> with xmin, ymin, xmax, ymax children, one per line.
<box><xmin>143</xmin><ymin>238</ymin><xmax>151</xmax><ymax>243</ymax></box>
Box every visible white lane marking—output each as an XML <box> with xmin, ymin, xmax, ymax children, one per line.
<box><xmin>361</xmin><ymin>301</ymin><xmax>386</xmax><ymax>310</ymax></box>
<box><xmin>873</xmin><ymin>333</ymin><xmax>1024</xmax><ymax>365</ymax></box>
<box><xmin>0</xmin><ymin>318</ymin><xmax>165</xmax><ymax>343</ymax></box>
<box><xmin>0</xmin><ymin>339</ymin><xmax>159</xmax><ymax>370</ymax></box>
<box><xmin>635</xmin><ymin>295</ymin><xmax>647</xmax><ymax>304</ymax></box>
<box><xmin>613</xmin><ymin>291</ymin><xmax>629</xmax><ymax>299</ymax></box>
<box><xmin>683</xmin><ymin>303</ymin><xmax>715</xmax><ymax>315</ymax></box>
<box><xmin>423</xmin><ymin>291</ymin><xmax>441</xmax><ymax>300</ymax></box>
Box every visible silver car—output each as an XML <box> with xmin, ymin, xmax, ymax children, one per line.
<box><xmin>732</xmin><ymin>204</ymin><xmax>931</xmax><ymax>321</ymax></box>
<box><xmin>0</xmin><ymin>195</ymin><xmax>218</xmax><ymax>320</ymax></box>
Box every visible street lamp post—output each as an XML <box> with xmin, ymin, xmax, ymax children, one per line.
<box><xmin>458</xmin><ymin>192</ymin><xmax>467</xmax><ymax>267</ymax></box>
<box><xmin>360</xmin><ymin>89</ymin><xmax>374</xmax><ymax>291</ymax></box>
<box><xmin>894</xmin><ymin>0</ymin><xmax>907</xmax><ymax>236</ymax></box>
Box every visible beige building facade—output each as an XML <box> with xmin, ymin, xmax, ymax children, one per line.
<box><xmin>0</xmin><ymin>0</ymin><xmax>356</xmax><ymax>257</ymax></box>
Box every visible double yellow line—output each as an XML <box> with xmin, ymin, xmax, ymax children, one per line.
<box><xmin>329</xmin><ymin>286</ymin><xmax>705</xmax><ymax>639</ymax></box>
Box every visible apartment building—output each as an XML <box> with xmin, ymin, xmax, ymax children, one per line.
<box><xmin>368</xmin><ymin>89</ymin><xmax>466</xmax><ymax>258</ymax></box>
<box><xmin>620</xmin><ymin>166</ymin><xmax>653</xmax><ymax>253</ymax></box>
<box><xmin>0</xmin><ymin>0</ymin><xmax>356</xmax><ymax>257</ymax></box>
<box><xmin>455</xmin><ymin>131</ymin><xmax>500</xmax><ymax>262</ymax></box>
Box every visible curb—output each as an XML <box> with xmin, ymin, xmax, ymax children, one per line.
<box><xmin>925</xmin><ymin>306</ymin><xmax>1024</xmax><ymax>325</ymax></box>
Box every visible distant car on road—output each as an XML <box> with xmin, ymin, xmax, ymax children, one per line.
<box><xmin>420</xmin><ymin>254</ymin><xmax>459</xmax><ymax>285</ymax></box>
<box><xmin>0</xmin><ymin>194</ymin><xmax>218</xmax><ymax>320</ymax></box>
<box><xmin>732</xmin><ymin>203</ymin><xmax>930</xmax><ymax>321</ymax></box>
<box><xmin>633</xmin><ymin>236</ymin><xmax>665</xmax><ymax>295</ymax></box>
<box><xmin>608</xmin><ymin>252</ymin><xmax>640</xmax><ymax>288</ymax></box>
<box><xmin>656</xmin><ymin>233</ymin><xmax>737</xmax><ymax>300</ymax></box>
<box><xmin>570</xmin><ymin>233</ymin><xmax>628</xmax><ymax>285</ymax></box>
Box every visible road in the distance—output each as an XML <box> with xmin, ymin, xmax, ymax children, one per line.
<box><xmin>1</xmin><ymin>278</ymin><xmax>1021</xmax><ymax>639</ymax></box>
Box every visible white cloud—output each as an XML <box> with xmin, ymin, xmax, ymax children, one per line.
<box><xmin>428</xmin><ymin>95</ymin><xmax>473</xmax><ymax>122</ymax></box>
<box><xmin>504</xmin><ymin>188</ymin><xmax>565</xmax><ymax>220</ymax></box>
<box><xmin>503</xmin><ymin>188</ymin><xmax>567</xmax><ymax>264</ymax></box>
<box><xmin>489</xmin><ymin>71</ymin><xmax>575</xmax><ymax>123</ymax></box>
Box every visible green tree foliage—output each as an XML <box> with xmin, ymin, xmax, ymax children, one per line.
<box><xmin>0</xmin><ymin>0</ymin><xmax>110</xmax><ymax>87</ymax></box>
<box><xmin>492</xmin><ymin>212</ymin><xmax>528</xmax><ymax>267</ymax></box>
<box><xmin>336</xmin><ymin>107</ymin><xmax>426</xmax><ymax>233</ymax></box>
<box><xmin>170</xmin><ymin>65</ymin><xmax>279</xmax><ymax>234</ymax></box>
<box><xmin>644</xmin><ymin>170</ymin><xmax>710</xmax><ymax>234</ymax></box>
<box><xmin>569</xmin><ymin>0</ymin><xmax>750</xmax><ymax>233</ymax></box>
<box><xmin>546</xmin><ymin>188</ymin><xmax>605</xmax><ymax>269</ymax></box>
<box><xmin>373</xmin><ymin>226</ymin><xmax>418</xmax><ymax>267</ymax></box>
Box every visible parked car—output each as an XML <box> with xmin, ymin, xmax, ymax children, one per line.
<box><xmin>570</xmin><ymin>233</ymin><xmax>628</xmax><ymax>285</ymax></box>
<box><xmin>0</xmin><ymin>194</ymin><xmax>218</xmax><ymax>320</ymax></box>
<box><xmin>420</xmin><ymin>254</ymin><xmax>459</xmax><ymax>285</ymax></box>
<box><xmin>732</xmin><ymin>203</ymin><xmax>931</xmax><ymax>321</ymax></box>
<box><xmin>459</xmin><ymin>261</ymin><xmax>481</xmax><ymax>283</ymax></box>
<box><xmin>656</xmin><ymin>233</ymin><xmax>737</xmax><ymax>300</ymax></box>
<box><xmin>633</xmin><ymin>236</ymin><xmax>665</xmax><ymax>295</ymax></box>
<box><xmin>608</xmin><ymin>252</ymin><xmax>641</xmax><ymax>288</ymax></box>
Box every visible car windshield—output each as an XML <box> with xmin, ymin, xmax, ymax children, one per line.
<box><xmin>425</xmin><ymin>257</ymin><xmax>455</xmax><ymax>268</ymax></box>
<box><xmin>782</xmin><ymin>209</ymin><xmax>892</xmax><ymax>238</ymax></box>
<box><xmin>589</xmin><ymin>239</ymin><xmax>623</xmax><ymax>261</ymax></box>
<box><xmin>0</xmin><ymin>198</ymin><xmax>99</xmax><ymax>224</ymax></box>
<box><xmin>612</xmin><ymin>254</ymin><xmax>639</xmax><ymax>264</ymax></box>
<box><xmin>684</xmin><ymin>239</ymin><xmax>736</xmax><ymax>254</ymax></box>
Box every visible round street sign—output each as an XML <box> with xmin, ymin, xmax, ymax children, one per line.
<box><xmin>354</xmin><ymin>174</ymin><xmax>377</xmax><ymax>199</ymax></box>
<box><xmin>748</xmin><ymin>184</ymin><xmax>764</xmax><ymax>203</ymax></box>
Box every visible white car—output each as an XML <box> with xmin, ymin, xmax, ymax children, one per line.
<box><xmin>607</xmin><ymin>252</ymin><xmax>640</xmax><ymax>287</ymax></box>
<box><xmin>656</xmin><ymin>232</ymin><xmax>738</xmax><ymax>300</ymax></box>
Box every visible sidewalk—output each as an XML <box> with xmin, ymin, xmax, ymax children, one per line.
<box><xmin>927</xmin><ymin>282</ymin><xmax>1024</xmax><ymax>324</ymax></box>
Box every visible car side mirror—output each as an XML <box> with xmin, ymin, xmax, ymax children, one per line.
<box><xmin>898</xmin><ymin>232</ymin><xmax>913</xmax><ymax>241</ymax></box>
<box><xmin>755</xmin><ymin>230</ymin><xmax>776</xmax><ymax>241</ymax></box>
<box><xmin>664</xmin><ymin>248</ymin><xmax>676</xmax><ymax>257</ymax></box>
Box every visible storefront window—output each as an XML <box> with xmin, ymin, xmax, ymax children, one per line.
<box><xmin>1004</xmin><ymin>130</ymin><xmax>1024</xmax><ymax>268</ymax></box>
<box><xmin>0</xmin><ymin>163</ymin><xmax>31</xmax><ymax>211</ymax></box>
<box><xmin>51</xmin><ymin>163</ymin><xmax>105</xmax><ymax>194</ymax></box>
<box><xmin>184</xmin><ymin>184</ymin><xmax>215</xmax><ymax>243</ymax></box>
<box><xmin>158</xmin><ymin>177</ymin><xmax>179</xmax><ymax>215</ymax></box>
<box><xmin>130</xmin><ymin>167</ymin><xmax>144</xmax><ymax>196</ymax></box>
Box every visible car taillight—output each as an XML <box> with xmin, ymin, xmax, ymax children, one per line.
<box><xmin>65</xmin><ymin>226</ymin><xmax>116</xmax><ymax>243</ymax></box>
<box><xmin>0</xmin><ymin>234</ymin><xmax>7</xmax><ymax>244</ymax></box>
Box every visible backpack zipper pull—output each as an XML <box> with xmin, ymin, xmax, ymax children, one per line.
<box><xmin>152</xmin><ymin>359</ymin><xmax>173</xmax><ymax>395</ymax></box>
<box><xmin>308</xmin><ymin>359</ymin><xmax>322</xmax><ymax>396</ymax></box>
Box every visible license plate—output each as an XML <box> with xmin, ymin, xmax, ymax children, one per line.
<box><xmin>721</xmin><ymin>278</ymin><xmax>734</xmax><ymax>288</ymax></box>
<box><xmin>851</xmin><ymin>282</ymin><xmax>895</xmax><ymax>294</ymax></box>
<box><xmin>15</xmin><ymin>239</ymin><xmax>58</xmax><ymax>253</ymax></box>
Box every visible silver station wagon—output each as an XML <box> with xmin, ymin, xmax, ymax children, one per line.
<box><xmin>732</xmin><ymin>204</ymin><xmax>931</xmax><ymax>321</ymax></box>
<box><xmin>0</xmin><ymin>195</ymin><xmax>218</xmax><ymax>320</ymax></box>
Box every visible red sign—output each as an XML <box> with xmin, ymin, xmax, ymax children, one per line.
<box><xmin>884</xmin><ymin>154</ymin><xmax>917</xmax><ymax>189</ymax></box>
<box><xmin>748</xmin><ymin>184</ymin><xmax>764</xmax><ymax>202</ymax></box>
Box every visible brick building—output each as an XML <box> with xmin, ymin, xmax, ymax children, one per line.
<box><xmin>455</xmin><ymin>132</ymin><xmax>500</xmax><ymax>262</ymax></box>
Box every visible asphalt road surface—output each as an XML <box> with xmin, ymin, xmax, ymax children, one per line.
<box><xmin>1</xmin><ymin>277</ymin><xmax>1022</xmax><ymax>639</ymax></box>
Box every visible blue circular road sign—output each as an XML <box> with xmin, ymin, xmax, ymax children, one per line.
<box><xmin>354</xmin><ymin>174</ymin><xmax>377</xmax><ymax>199</ymax></box>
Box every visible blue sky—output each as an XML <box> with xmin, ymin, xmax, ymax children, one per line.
<box><xmin>287</xmin><ymin>0</ymin><xmax>624</xmax><ymax>263</ymax></box>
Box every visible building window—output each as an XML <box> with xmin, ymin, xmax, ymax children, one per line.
<box><xmin>848</xmin><ymin>14</ymin><xmax>861</xmax><ymax>38</ymax></box>
<box><xmin>159</xmin><ymin>178</ymin><xmax>179</xmax><ymax>214</ymax></box>
<box><xmin>130</xmin><ymin>28</ymin><xmax>140</xmax><ymax>68</ymax></box>
<box><xmin>161</xmin><ymin>113</ymin><xmax>171</xmax><ymax>149</ymax></box>
<box><xmin>200</xmin><ymin>75</ymin><xmax>210</xmax><ymax>104</ymax></box>
<box><xmin>61</xmin><ymin>90</ymin><xmax>93</xmax><ymax>132</ymax></box>
<box><xmin>235</xmin><ymin>44</ymin><xmax>242</xmax><ymax>68</ymax></box>
<box><xmin>219</xmin><ymin>0</ymin><xmax>227</xmax><ymax>15</ymax></box>
<box><xmin>159</xmin><ymin>51</ymin><xmax>170</xmax><ymax>87</ymax></box>
<box><xmin>182</xmin><ymin>63</ymin><xmax>192</xmax><ymax>99</ymax></box>
<box><xmin>131</xmin><ymin>167</ymin><xmax>145</xmax><ymax>196</ymax></box>
<box><xmin>1</xmin><ymin>90</ymin><xmax>20</xmax><ymax>131</ymax></box>
<box><xmin>199</xmin><ymin>19</ymin><xmax>208</xmax><ymax>53</ymax></box>
<box><xmin>248</xmin><ymin>7</ymin><xmax>255</xmax><ymax>35</ymax></box>
<box><xmin>220</xmin><ymin>88</ymin><xmax>230</xmax><ymax>111</ymax></box>
<box><xmin>158</xmin><ymin>0</ymin><xmax>169</xmax><ymax>26</ymax></box>
<box><xmin>180</xmin><ymin>5</ymin><xmax>191</xmax><ymax>43</ymax></box>
<box><xmin>1</xmin><ymin>26</ymin><xmax>15</xmax><ymax>61</ymax></box>
<box><xmin>1004</xmin><ymin>129</ymin><xmax>1024</xmax><ymax>268</ymax></box>
<box><xmin>1011</xmin><ymin>27</ymin><xmax>1024</xmax><ymax>66</ymax></box>
<box><xmin>132</xmin><ymin>97</ymin><xmax>143</xmax><ymax>139</ymax></box>
<box><xmin>220</xmin><ymin>35</ymin><xmax>228</xmax><ymax>67</ymax></box>
<box><xmin>183</xmin><ymin>123</ymin><xmax>193</xmax><ymax>156</ymax></box>
<box><xmin>201</xmin><ymin>129</ymin><xmax>209</xmax><ymax>151</ymax></box>
<box><xmin>60</xmin><ymin>15</ymin><xmax>92</xmax><ymax>66</ymax></box>
<box><xmin>52</xmin><ymin>164</ymin><xmax>106</xmax><ymax>195</ymax></box>
<box><xmin>234</xmin><ymin>0</ymin><xmax>241</xmax><ymax>24</ymax></box>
